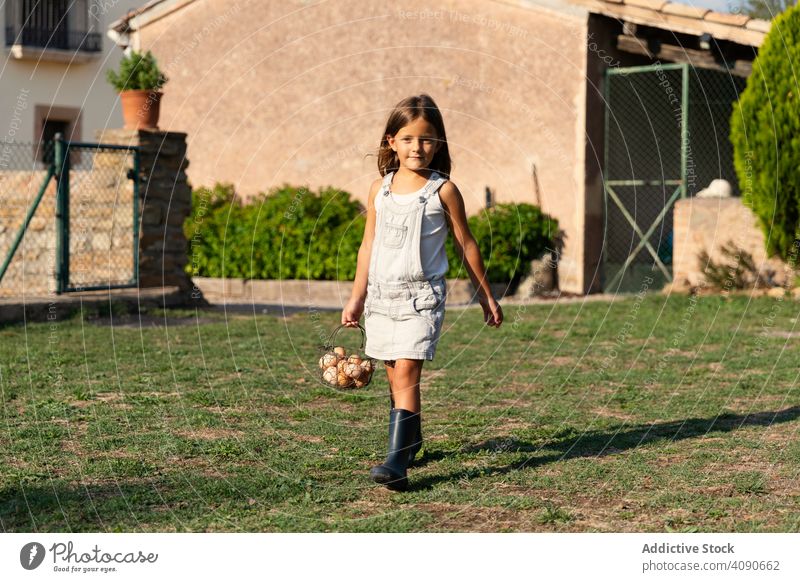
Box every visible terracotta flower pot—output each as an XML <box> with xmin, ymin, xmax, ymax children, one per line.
<box><xmin>120</xmin><ymin>89</ymin><xmax>163</xmax><ymax>130</ymax></box>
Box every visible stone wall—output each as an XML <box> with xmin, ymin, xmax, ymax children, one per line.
<box><xmin>0</xmin><ymin>169</ymin><xmax>59</xmax><ymax>297</ymax></box>
<box><xmin>192</xmin><ymin>277</ymin><xmax>512</xmax><ymax>307</ymax></box>
<box><xmin>672</xmin><ymin>197</ymin><xmax>791</xmax><ymax>288</ymax></box>
<box><xmin>95</xmin><ymin>129</ymin><xmax>193</xmax><ymax>291</ymax></box>
<box><xmin>0</xmin><ymin>129</ymin><xmax>193</xmax><ymax>297</ymax></box>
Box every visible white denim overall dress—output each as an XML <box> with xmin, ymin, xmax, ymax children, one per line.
<box><xmin>364</xmin><ymin>170</ymin><xmax>448</xmax><ymax>361</ymax></box>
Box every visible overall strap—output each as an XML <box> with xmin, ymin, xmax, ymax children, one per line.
<box><xmin>380</xmin><ymin>170</ymin><xmax>446</xmax><ymax>201</ymax></box>
<box><xmin>380</xmin><ymin>171</ymin><xmax>394</xmax><ymax>196</ymax></box>
<box><xmin>420</xmin><ymin>171</ymin><xmax>448</xmax><ymax>202</ymax></box>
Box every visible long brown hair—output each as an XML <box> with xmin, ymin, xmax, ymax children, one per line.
<box><xmin>376</xmin><ymin>94</ymin><xmax>452</xmax><ymax>178</ymax></box>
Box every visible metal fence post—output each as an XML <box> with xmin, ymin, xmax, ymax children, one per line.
<box><xmin>0</xmin><ymin>165</ymin><xmax>55</xmax><ymax>285</ymax></box>
<box><xmin>54</xmin><ymin>133</ymin><xmax>70</xmax><ymax>294</ymax></box>
<box><xmin>132</xmin><ymin>148</ymin><xmax>140</xmax><ymax>287</ymax></box>
<box><xmin>680</xmin><ymin>63</ymin><xmax>689</xmax><ymax>200</ymax></box>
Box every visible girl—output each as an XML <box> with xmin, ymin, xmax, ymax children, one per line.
<box><xmin>341</xmin><ymin>94</ymin><xmax>503</xmax><ymax>492</ymax></box>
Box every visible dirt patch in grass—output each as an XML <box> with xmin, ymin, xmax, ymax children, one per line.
<box><xmin>346</xmin><ymin>496</ymin><xmax>540</xmax><ymax>531</ymax></box>
<box><xmin>298</xmin><ymin>399</ymin><xmax>357</xmax><ymax>412</ymax></box>
<box><xmin>69</xmin><ymin>392</ymin><xmax>129</xmax><ymax>409</ymax></box>
<box><xmin>414</xmin><ymin>501</ymin><xmax>536</xmax><ymax>531</ymax></box>
<box><xmin>87</xmin><ymin>314</ymin><xmax>220</xmax><ymax>328</ymax></box>
<box><xmin>648</xmin><ymin>453</ymin><xmax>693</xmax><ymax>468</ymax></box>
<box><xmin>550</xmin><ymin>356</ymin><xmax>580</xmax><ymax>367</ymax></box>
<box><xmin>58</xmin><ymin>419</ymin><xmax>89</xmax><ymax>454</ymax></box>
<box><xmin>767</xmin><ymin>331</ymin><xmax>800</xmax><ymax>339</ymax></box>
<box><xmin>590</xmin><ymin>407</ymin><xmax>637</xmax><ymax>422</ymax></box>
<box><xmin>172</xmin><ymin>428</ymin><xmax>245</xmax><ymax>440</ymax></box>
<box><xmin>71</xmin><ymin>391</ymin><xmax>182</xmax><ymax>410</ymax></box>
<box><xmin>699</xmin><ymin>362</ymin><xmax>724</xmax><ymax>372</ymax></box>
<box><xmin>489</xmin><ymin>481</ymin><xmax>536</xmax><ymax>495</ymax></box>
<box><xmin>726</xmin><ymin>395</ymin><xmax>790</xmax><ymax>413</ymax></box>
<box><xmin>161</xmin><ymin>456</ymin><xmax>230</xmax><ymax>478</ymax></box>
<box><xmin>760</xmin><ymin>427</ymin><xmax>798</xmax><ymax>444</ymax></box>
<box><xmin>421</xmin><ymin>495</ymin><xmax>642</xmax><ymax>532</ymax></box>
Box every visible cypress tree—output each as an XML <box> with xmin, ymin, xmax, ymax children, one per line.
<box><xmin>730</xmin><ymin>5</ymin><xmax>800</xmax><ymax>262</ymax></box>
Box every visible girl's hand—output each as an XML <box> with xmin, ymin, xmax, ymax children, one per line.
<box><xmin>479</xmin><ymin>295</ymin><xmax>503</xmax><ymax>327</ymax></box>
<box><xmin>342</xmin><ymin>297</ymin><xmax>365</xmax><ymax>327</ymax></box>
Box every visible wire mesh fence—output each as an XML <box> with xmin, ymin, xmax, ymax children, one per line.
<box><xmin>603</xmin><ymin>63</ymin><xmax>747</xmax><ymax>292</ymax></box>
<box><xmin>0</xmin><ymin>139</ymin><xmax>138</xmax><ymax>297</ymax></box>
<box><xmin>64</xmin><ymin>143</ymin><xmax>137</xmax><ymax>291</ymax></box>
<box><xmin>688</xmin><ymin>68</ymin><xmax>748</xmax><ymax>198</ymax></box>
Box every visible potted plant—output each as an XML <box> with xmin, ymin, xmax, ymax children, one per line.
<box><xmin>106</xmin><ymin>49</ymin><xmax>168</xmax><ymax>130</ymax></box>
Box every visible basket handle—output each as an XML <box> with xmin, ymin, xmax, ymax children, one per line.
<box><xmin>323</xmin><ymin>323</ymin><xmax>367</xmax><ymax>352</ymax></box>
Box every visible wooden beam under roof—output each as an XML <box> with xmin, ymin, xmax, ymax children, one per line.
<box><xmin>616</xmin><ymin>34</ymin><xmax>752</xmax><ymax>76</ymax></box>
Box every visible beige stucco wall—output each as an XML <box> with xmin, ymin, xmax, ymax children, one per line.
<box><xmin>133</xmin><ymin>0</ymin><xmax>591</xmax><ymax>293</ymax></box>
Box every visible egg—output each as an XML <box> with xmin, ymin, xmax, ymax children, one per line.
<box><xmin>354</xmin><ymin>377</ymin><xmax>367</xmax><ymax>388</ymax></box>
<box><xmin>337</xmin><ymin>371</ymin><xmax>354</xmax><ymax>388</ymax></box>
<box><xmin>321</xmin><ymin>353</ymin><xmax>338</xmax><ymax>368</ymax></box>
<box><xmin>334</xmin><ymin>346</ymin><xmax>347</xmax><ymax>357</ymax></box>
<box><xmin>344</xmin><ymin>362</ymin><xmax>363</xmax><ymax>379</ymax></box>
<box><xmin>347</xmin><ymin>354</ymin><xmax>362</xmax><ymax>365</ymax></box>
<box><xmin>322</xmin><ymin>366</ymin><xmax>338</xmax><ymax>385</ymax></box>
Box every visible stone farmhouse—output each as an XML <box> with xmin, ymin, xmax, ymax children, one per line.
<box><xmin>108</xmin><ymin>0</ymin><xmax>770</xmax><ymax>294</ymax></box>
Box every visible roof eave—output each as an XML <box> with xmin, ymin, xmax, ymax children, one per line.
<box><xmin>568</xmin><ymin>0</ymin><xmax>769</xmax><ymax>47</ymax></box>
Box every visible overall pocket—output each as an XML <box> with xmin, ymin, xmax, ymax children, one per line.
<box><xmin>412</xmin><ymin>293</ymin><xmax>437</xmax><ymax>314</ymax></box>
<box><xmin>412</xmin><ymin>282</ymin><xmax>445</xmax><ymax>317</ymax></box>
<box><xmin>364</xmin><ymin>297</ymin><xmax>372</xmax><ymax>318</ymax></box>
<box><xmin>382</xmin><ymin>222</ymin><xmax>408</xmax><ymax>248</ymax></box>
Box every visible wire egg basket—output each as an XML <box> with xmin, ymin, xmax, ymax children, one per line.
<box><xmin>317</xmin><ymin>323</ymin><xmax>377</xmax><ymax>389</ymax></box>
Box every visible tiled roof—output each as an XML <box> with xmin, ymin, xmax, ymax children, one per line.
<box><xmin>109</xmin><ymin>0</ymin><xmax>187</xmax><ymax>33</ymax></box>
<box><xmin>112</xmin><ymin>0</ymin><xmax>771</xmax><ymax>48</ymax></box>
<box><xmin>566</xmin><ymin>0</ymin><xmax>771</xmax><ymax>46</ymax></box>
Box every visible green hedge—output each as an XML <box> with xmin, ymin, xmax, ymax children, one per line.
<box><xmin>185</xmin><ymin>183</ymin><xmax>559</xmax><ymax>283</ymax></box>
<box><xmin>447</xmin><ymin>203</ymin><xmax>559</xmax><ymax>285</ymax></box>
<box><xmin>730</xmin><ymin>5</ymin><xmax>800</xmax><ymax>262</ymax></box>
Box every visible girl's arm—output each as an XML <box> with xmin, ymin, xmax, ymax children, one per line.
<box><xmin>342</xmin><ymin>178</ymin><xmax>381</xmax><ymax>327</ymax></box>
<box><xmin>439</xmin><ymin>181</ymin><xmax>503</xmax><ymax>327</ymax></box>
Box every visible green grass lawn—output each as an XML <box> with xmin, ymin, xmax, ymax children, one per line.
<box><xmin>1</xmin><ymin>293</ymin><xmax>799</xmax><ymax>532</ymax></box>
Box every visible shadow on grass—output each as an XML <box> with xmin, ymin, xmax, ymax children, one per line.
<box><xmin>411</xmin><ymin>406</ymin><xmax>800</xmax><ymax>491</ymax></box>
<box><xmin>0</xmin><ymin>471</ymin><xmax>309</xmax><ymax>532</ymax></box>
<box><xmin>0</xmin><ymin>479</ymin><xmax>177</xmax><ymax>532</ymax></box>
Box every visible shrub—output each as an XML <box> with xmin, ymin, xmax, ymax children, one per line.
<box><xmin>697</xmin><ymin>241</ymin><xmax>775</xmax><ymax>290</ymax></box>
<box><xmin>730</xmin><ymin>5</ymin><xmax>800</xmax><ymax>262</ymax></box>
<box><xmin>185</xmin><ymin>183</ymin><xmax>559</xmax><ymax>283</ymax></box>
<box><xmin>447</xmin><ymin>203</ymin><xmax>559</xmax><ymax>285</ymax></box>
<box><xmin>185</xmin><ymin>183</ymin><xmax>365</xmax><ymax>280</ymax></box>
<box><xmin>106</xmin><ymin>50</ymin><xmax>167</xmax><ymax>92</ymax></box>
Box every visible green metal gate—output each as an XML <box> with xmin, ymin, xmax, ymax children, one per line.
<box><xmin>603</xmin><ymin>63</ymin><xmax>747</xmax><ymax>292</ymax></box>
<box><xmin>0</xmin><ymin>135</ymin><xmax>139</xmax><ymax>294</ymax></box>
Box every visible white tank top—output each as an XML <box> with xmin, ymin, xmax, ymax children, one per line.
<box><xmin>375</xmin><ymin>183</ymin><xmax>450</xmax><ymax>279</ymax></box>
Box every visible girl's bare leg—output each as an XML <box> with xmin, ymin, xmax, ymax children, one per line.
<box><xmin>383</xmin><ymin>360</ymin><xmax>396</xmax><ymax>409</ymax></box>
<box><xmin>384</xmin><ymin>359</ymin><xmax>422</xmax><ymax>413</ymax></box>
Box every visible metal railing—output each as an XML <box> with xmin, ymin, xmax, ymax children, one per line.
<box><xmin>5</xmin><ymin>25</ymin><xmax>102</xmax><ymax>52</ymax></box>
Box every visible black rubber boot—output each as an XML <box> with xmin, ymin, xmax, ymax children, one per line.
<box><xmin>408</xmin><ymin>412</ymin><xmax>423</xmax><ymax>465</ymax></box>
<box><xmin>370</xmin><ymin>408</ymin><xmax>421</xmax><ymax>491</ymax></box>
<box><xmin>390</xmin><ymin>393</ymin><xmax>423</xmax><ymax>465</ymax></box>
